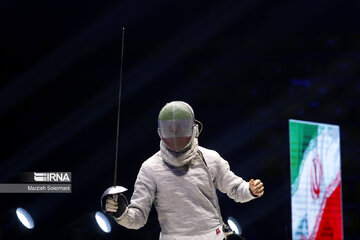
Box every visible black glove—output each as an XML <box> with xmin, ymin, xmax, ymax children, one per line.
<box><xmin>105</xmin><ymin>194</ymin><xmax>128</xmax><ymax>218</ymax></box>
<box><xmin>223</xmin><ymin>224</ymin><xmax>246</xmax><ymax>240</ymax></box>
<box><xmin>226</xmin><ymin>235</ymin><xmax>244</xmax><ymax>240</ymax></box>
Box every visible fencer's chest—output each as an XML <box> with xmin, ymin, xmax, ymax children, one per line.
<box><xmin>155</xmin><ymin>160</ymin><xmax>215</xmax><ymax>198</ymax></box>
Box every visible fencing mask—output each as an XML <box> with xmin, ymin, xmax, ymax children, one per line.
<box><xmin>158</xmin><ymin>101</ymin><xmax>197</xmax><ymax>152</ymax></box>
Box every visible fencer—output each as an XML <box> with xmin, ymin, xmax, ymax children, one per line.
<box><xmin>105</xmin><ymin>101</ymin><xmax>264</xmax><ymax>240</ymax></box>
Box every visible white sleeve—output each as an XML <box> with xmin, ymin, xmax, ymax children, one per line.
<box><xmin>214</xmin><ymin>155</ymin><xmax>256</xmax><ymax>203</ymax></box>
<box><xmin>115</xmin><ymin>166</ymin><xmax>156</xmax><ymax>229</ymax></box>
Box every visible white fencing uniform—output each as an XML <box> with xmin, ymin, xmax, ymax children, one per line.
<box><xmin>115</xmin><ymin>138</ymin><xmax>255</xmax><ymax>239</ymax></box>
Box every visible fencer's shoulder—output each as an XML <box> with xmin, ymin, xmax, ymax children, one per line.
<box><xmin>198</xmin><ymin>146</ymin><xmax>222</xmax><ymax>159</ymax></box>
<box><xmin>198</xmin><ymin>146</ymin><xmax>227</xmax><ymax>175</ymax></box>
<box><xmin>140</xmin><ymin>151</ymin><xmax>162</xmax><ymax>170</ymax></box>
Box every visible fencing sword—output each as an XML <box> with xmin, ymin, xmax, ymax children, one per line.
<box><xmin>101</xmin><ymin>27</ymin><xmax>128</xmax><ymax>211</ymax></box>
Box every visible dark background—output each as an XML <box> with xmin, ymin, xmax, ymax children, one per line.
<box><xmin>0</xmin><ymin>0</ymin><xmax>359</xmax><ymax>239</ymax></box>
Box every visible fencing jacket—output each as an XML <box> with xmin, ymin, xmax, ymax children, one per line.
<box><xmin>115</xmin><ymin>138</ymin><xmax>256</xmax><ymax>239</ymax></box>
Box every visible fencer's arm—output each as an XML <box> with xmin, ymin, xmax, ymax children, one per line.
<box><xmin>214</xmin><ymin>157</ymin><xmax>257</xmax><ymax>203</ymax></box>
<box><xmin>114</xmin><ymin>166</ymin><xmax>156</xmax><ymax>229</ymax></box>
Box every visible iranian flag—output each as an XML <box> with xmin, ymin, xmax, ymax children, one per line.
<box><xmin>289</xmin><ymin>120</ymin><xmax>343</xmax><ymax>240</ymax></box>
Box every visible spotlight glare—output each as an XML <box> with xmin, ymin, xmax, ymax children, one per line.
<box><xmin>95</xmin><ymin>211</ymin><xmax>111</xmax><ymax>233</ymax></box>
<box><xmin>227</xmin><ymin>216</ymin><xmax>241</xmax><ymax>235</ymax></box>
<box><xmin>16</xmin><ymin>207</ymin><xmax>34</xmax><ymax>229</ymax></box>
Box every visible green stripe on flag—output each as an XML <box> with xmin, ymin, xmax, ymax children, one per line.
<box><xmin>289</xmin><ymin>120</ymin><xmax>318</xmax><ymax>193</ymax></box>
<box><xmin>158</xmin><ymin>103</ymin><xmax>193</xmax><ymax>120</ymax></box>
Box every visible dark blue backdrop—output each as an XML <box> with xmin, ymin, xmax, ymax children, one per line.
<box><xmin>1</xmin><ymin>0</ymin><xmax>359</xmax><ymax>239</ymax></box>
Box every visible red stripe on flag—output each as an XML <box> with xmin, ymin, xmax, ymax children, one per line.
<box><xmin>315</xmin><ymin>184</ymin><xmax>343</xmax><ymax>240</ymax></box>
<box><xmin>163</xmin><ymin>137</ymin><xmax>192</xmax><ymax>151</ymax></box>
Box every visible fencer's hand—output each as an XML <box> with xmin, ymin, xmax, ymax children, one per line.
<box><xmin>105</xmin><ymin>194</ymin><xmax>128</xmax><ymax>218</ymax></box>
<box><xmin>105</xmin><ymin>196</ymin><xmax>118</xmax><ymax>212</ymax></box>
<box><xmin>249</xmin><ymin>179</ymin><xmax>264</xmax><ymax>197</ymax></box>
